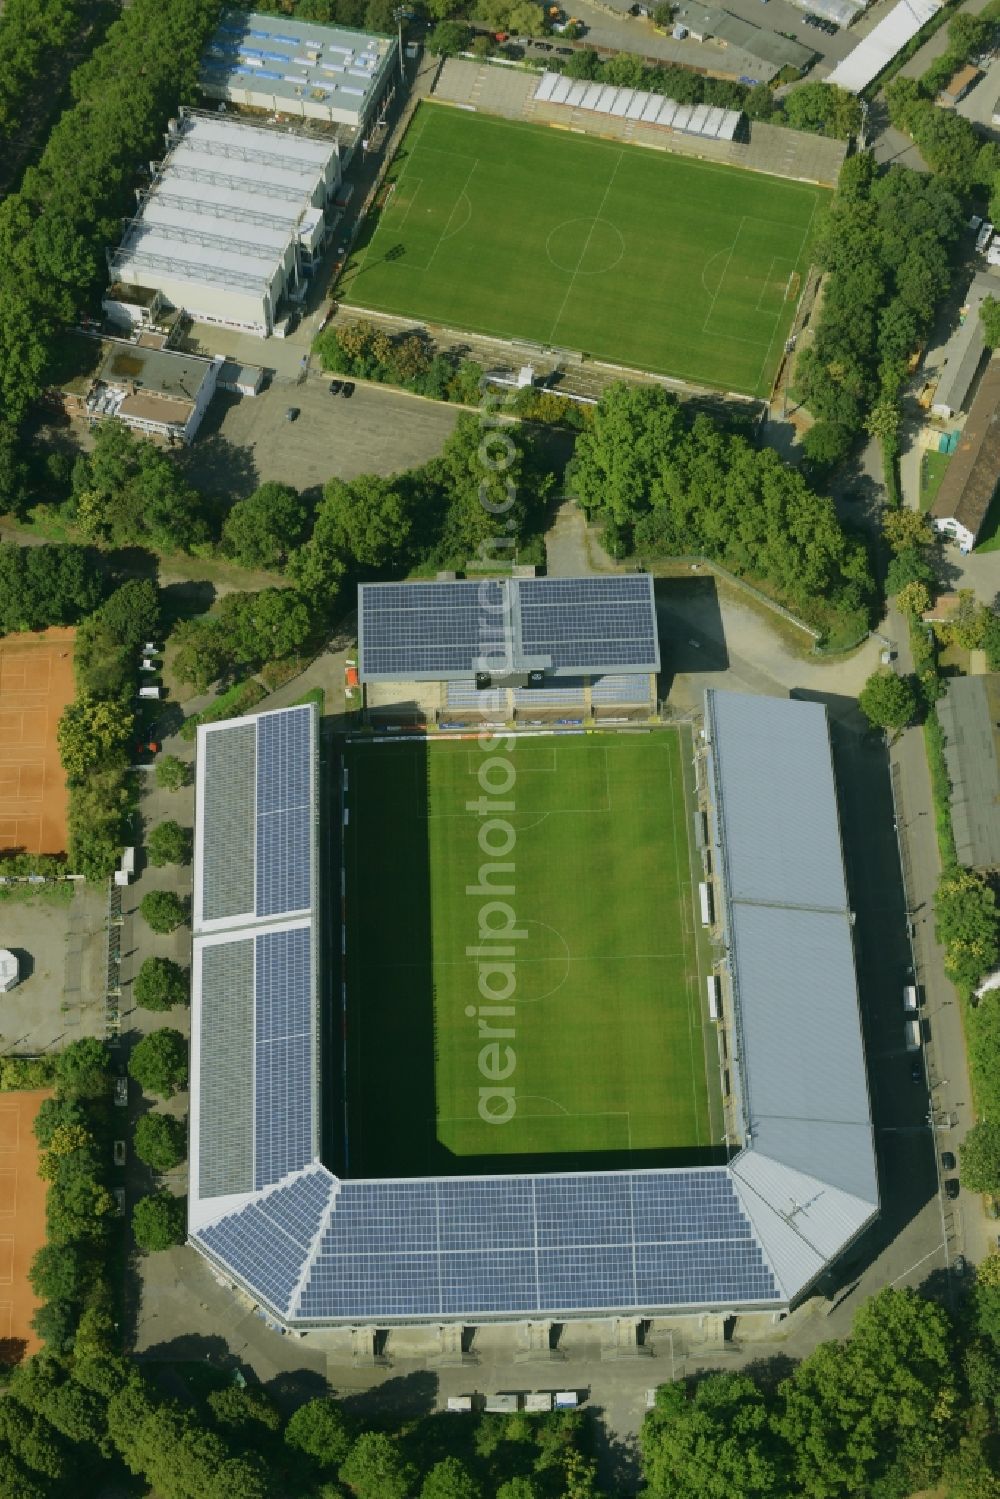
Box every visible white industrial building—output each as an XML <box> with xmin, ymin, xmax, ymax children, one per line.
<box><xmin>105</xmin><ymin>110</ymin><xmax>341</xmax><ymax>338</ymax></box>
<box><xmin>200</xmin><ymin>10</ymin><xmax>397</xmax><ymax>133</ymax></box>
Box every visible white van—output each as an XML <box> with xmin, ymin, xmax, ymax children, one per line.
<box><xmin>904</xmin><ymin>1018</ymin><xmax>922</xmax><ymax>1052</ymax></box>
<box><xmin>903</xmin><ymin>985</ymin><xmax>919</xmax><ymax>1013</ymax></box>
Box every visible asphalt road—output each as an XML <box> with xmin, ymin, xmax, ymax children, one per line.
<box><xmin>179</xmin><ymin>374</ymin><xmax>462</xmax><ymax>502</ymax></box>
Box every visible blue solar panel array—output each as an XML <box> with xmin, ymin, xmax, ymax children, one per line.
<box><xmin>284</xmin><ymin>1170</ymin><xmax>777</xmax><ymax>1321</ymax></box>
<box><xmin>254</xmin><ymin>926</ymin><xmax>313</xmax><ymax>1189</ymax></box>
<box><xmin>256</xmin><ymin>707</ymin><xmax>312</xmax><ymax>918</ymax></box>
<box><xmin>358</xmin><ymin>577</ymin><xmax>659</xmax><ymax>682</ymax></box>
<box><xmin>360</xmin><ymin>581</ymin><xmax>506</xmax><ymax>679</ymax></box>
<box><xmin>198</xmin><ymin>1167</ymin><xmax>333</xmax><ymax>1315</ymax></box>
<box><xmin>518</xmin><ymin>578</ymin><xmax>659</xmax><ymax>672</ymax></box>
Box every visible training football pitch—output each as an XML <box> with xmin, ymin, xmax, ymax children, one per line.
<box><xmin>343</xmin><ymin>105</ymin><xmax>827</xmax><ymax>397</ymax></box>
<box><xmin>342</xmin><ymin>732</ymin><xmax>723</xmax><ymax>1179</ymax></box>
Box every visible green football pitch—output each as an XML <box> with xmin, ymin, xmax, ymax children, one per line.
<box><xmin>342</xmin><ymin>104</ymin><xmax>827</xmax><ymax>397</ymax></box>
<box><xmin>342</xmin><ymin>732</ymin><xmax>723</xmax><ymax>1179</ymax></box>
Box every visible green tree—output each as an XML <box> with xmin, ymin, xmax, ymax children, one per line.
<box><xmin>155</xmin><ymin>754</ymin><xmax>190</xmax><ymax>791</ymax></box>
<box><xmin>0</xmin><ymin>542</ymin><xmax>103</xmax><ymax>633</ymax></box>
<box><xmin>57</xmin><ymin>695</ymin><xmax>133</xmax><ymax>783</ymax></box>
<box><xmin>146</xmin><ymin>819</ymin><xmax>191</xmax><ymax>867</ymax></box>
<box><xmin>54</xmin><ymin>1038</ymin><xmax>109</xmax><ymax>1101</ymax></box>
<box><xmin>133</xmin><ymin>1112</ymin><xmax>186</xmax><ymax>1172</ymax></box>
<box><xmin>313</xmin><ymin>474</ymin><xmax>413</xmax><ymax>569</ymax></box>
<box><xmin>133</xmin><ymin>956</ymin><xmax>188</xmax><ymax>1011</ymax></box>
<box><xmin>496</xmin><ymin>1482</ymin><xmax>541</xmax><ymax>1499</ymax></box>
<box><xmin>642</xmin><ymin>1373</ymin><xmax>787</xmax><ymax>1499</ymax></box>
<box><xmin>27</xmin><ymin>1241</ymin><xmax>92</xmax><ymax>1305</ymax></box>
<box><xmin>886</xmin><ymin>545</ymin><xmax>934</xmax><ymax>596</ymax></box>
<box><xmin>32</xmin><ymin>1095</ymin><xmax>86</xmax><ymax>1148</ymax></box>
<box><xmin>70</xmin><ymin>420</ymin><xmax>206</xmax><ymax>552</ymax></box>
<box><xmin>973</xmin><ymin>1253</ymin><xmax>1000</xmax><ymax>1348</ymax></box>
<box><xmin>171</xmin><ymin>617</ymin><xmax>233</xmax><ymax>693</ymax></box>
<box><xmin>221</xmin><ymin>483</ymin><xmax>308</xmax><ymax>570</ymax></box>
<box><xmin>284</xmin><ymin>1397</ymin><xmax>353</xmax><ymax>1468</ymax></box>
<box><xmin>218</xmin><ymin>589</ymin><xmax>313</xmax><ymax>669</ymax></box>
<box><xmin>777</xmin><ymin>1287</ymin><xmax>957</xmax><ymax>1498</ymax></box>
<box><xmin>428</xmin><ymin>19</ymin><xmax>468</xmax><ymax>53</ymax></box>
<box><xmin>858</xmin><ymin>669</ymin><xmax>918</xmax><ymax>732</ymax></box>
<box><xmin>421</xmin><ymin>1456</ymin><xmax>482</xmax><ymax>1499</ymax></box>
<box><xmin>801</xmin><ymin>420</ymin><xmax>852</xmax><ymax>468</ymax></box>
<box><xmin>207</xmin><ymin>1385</ymin><xmax>282</xmax><ymax>1439</ymax></box>
<box><xmin>341</xmin><ymin>1431</ymin><xmax>417</xmax><ymax>1499</ymax></box>
<box><xmin>131</xmin><ymin>1191</ymin><xmax>185</xmax><ymax>1251</ymax></box>
<box><xmin>895</xmin><ymin>580</ymin><xmax>932</xmax><ymax>619</ymax></box>
<box><xmin>959</xmin><ymin>1120</ymin><xmax>1000</xmax><ymax>1194</ymax></box>
<box><xmin>138</xmin><ymin>889</ymin><xmax>188</xmax><ymax>935</ymax></box>
<box><xmin>882</xmin><ymin>508</ymin><xmax>934</xmax><ymax>553</ymax></box>
<box><xmin>935</xmin><ymin>868</ymin><xmax>1000</xmax><ymax>992</ymax></box>
<box><xmin>128</xmin><ymin>1029</ymin><xmax>188</xmax><ymax>1098</ymax></box>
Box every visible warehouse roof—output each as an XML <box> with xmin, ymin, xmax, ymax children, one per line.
<box><xmin>932</xmin><ymin>355</ymin><xmax>1000</xmax><ymax>543</ymax></box>
<box><xmin>674</xmin><ymin>2</ymin><xmax>815</xmax><ymax>69</ymax></box>
<box><xmin>201</xmin><ymin>9</ymin><xmax>395</xmax><ymax>124</ymax></box>
<box><xmin>827</xmin><ymin>0</ymin><xmax>942</xmax><ymax>93</ymax></box>
<box><xmin>937</xmin><ymin>674</ymin><xmax>1000</xmax><ymax>869</ymax></box>
<box><xmin>110</xmin><ymin>111</ymin><xmax>337</xmax><ymax>301</ymax></box>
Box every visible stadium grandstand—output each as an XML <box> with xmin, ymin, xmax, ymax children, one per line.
<box><xmin>187</xmin><ymin>683</ymin><xmax>878</xmax><ymax>1329</ymax></box>
<box><xmin>533</xmin><ymin>72</ymin><xmax>742</xmax><ymax>141</ymax></box>
<box><xmin>357</xmin><ymin>575</ymin><xmax>661</xmax><ymax>722</ymax></box>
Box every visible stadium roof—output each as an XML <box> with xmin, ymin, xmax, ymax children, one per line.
<box><xmin>705</xmin><ymin>690</ymin><xmax>879</xmax><ymax>1289</ymax></box>
<box><xmin>826</xmin><ymin>0</ymin><xmax>942</xmax><ymax>94</ymax></box>
<box><xmin>357</xmin><ymin>576</ymin><xmax>661</xmax><ymax>682</ymax></box>
<box><xmin>189</xmin><ymin>705</ymin><xmax>319</xmax><ymax>1231</ymax></box>
<box><xmin>534</xmin><ymin>71</ymin><xmax>741</xmax><ymax>139</ymax></box>
<box><xmin>189</xmin><ymin>691</ymin><xmax>878</xmax><ymax>1323</ymax></box>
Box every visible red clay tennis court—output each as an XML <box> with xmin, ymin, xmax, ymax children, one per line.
<box><xmin>0</xmin><ymin>1089</ymin><xmax>51</xmax><ymax>1360</ymax></box>
<box><xmin>0</xmin><ymin>627</ymin><xmax>75</xmax><ymax>856</ymax></box>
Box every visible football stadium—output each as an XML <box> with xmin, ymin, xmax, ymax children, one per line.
<box><xmin>344</xmin><ymin>106</ymin><xmax>826</xmax><ymax>397</ymax></box>
<box><xmin>188</xmin><ymin>579</ymin><xmax>879</xmax><ymax>1328</ymax></box>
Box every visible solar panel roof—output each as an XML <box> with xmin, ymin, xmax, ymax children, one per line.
<box><xmin>358</xmin><ymin>576</ymin><xmax>660</xmax><ymax>682</ymax></box>
<box><xmin>195</xmin><ymin>704</ymin><xmax>316</xmax><ymax>931</ymax></box>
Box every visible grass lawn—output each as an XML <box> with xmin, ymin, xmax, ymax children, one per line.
<box><xmin>343</xmin><ymin>731</ymin><xmax>722</xmax><ymax>1179</ymax></box>
<box><xmin>919</xmin><ymin>449</ymin><xmax>952</xmax><ymax>513</ymax></box>
<box><xmin>342</xmin><ymin>104</ymin><xmax>826</xmax><ymax>397</ymax></box>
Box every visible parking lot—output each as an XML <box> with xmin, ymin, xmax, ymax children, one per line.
<box><xmin>181</xmin><ymin>373</ymin><xmax>463</xmax><ymax>501</ymax></box>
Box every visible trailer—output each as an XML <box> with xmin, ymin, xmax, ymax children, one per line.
<box><xmin>706</xmin><ymin>974</ymin><xmax>721</xmax><ymax>1021</ymax></box>
<box><xmin>903</xmin><ymin>984</ymin><xmax>919</xmax><ymax>1013</ymax></box>
<box><xmin>904</xmin><ymin>1018</ymin><xmax>922</xmax><ymax>1051</ymax></box>
<box><xmin>698</xmin><ymin>882</ymin><xmax>713</xmax><ymax>928</ymax></box>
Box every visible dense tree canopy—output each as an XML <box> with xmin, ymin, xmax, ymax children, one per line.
<box><xmin>571</xmin><ymin>383</ymin><xmax>873</xmax><ymax>641</ymax></box>
<box><xmin>795</xmin><ymin>153</ymin><xmax>962</xmax><ymax>451</ymax></box>
<box><xmin>69</xmin><ymin>421</ymin><xmax>206</xmax><ymax>552</ymax></box>
<box><xmin>934</xmin><ymin>868</ymin><xmax>1000</xmax><ymax>993</ymax></box>
<box><xmin>0</xmin><ymin>543</ymin><xmax>103</xmax><ymax>633</ymax></box>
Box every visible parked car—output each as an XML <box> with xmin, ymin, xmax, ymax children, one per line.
<box><xmin>910</xmin><ymin>1060</ymin><xmax>922</xmax><ymax>1083</ymax></box>
<box><xmin>941</xmin><ymin>1151</ymin><xmax>956</xmax><ymax>1171</ymax></box>
<box><xmin>285</xmin><ymin>407</ymin><xmax>300</xmax><ymax>421</ymax></box>
<box><xmin>284</xmin><ymin>310</ymin><xmax>300</xmax><ymax>335</ymax></box>
<box><xmin>555</xmin><ymin>44</ymin><xmax>573</xmax><ymax>52</ymax></box>
<box><xmin>534</xmin><ymin>39</ymin><xmax>553</xmax><ymax>49</ymax></box>
<box><xmin>341</xmin><ymin>382</ymin><xmax>355</xmax><ymax>398</ymax></box>
<box><xmin>952</xmin><ymin>1254</ymin><xmax>966</xmax><ymax>1276</ymax></box>
<box><xmin>945</xmin><ymin>1179</ymin><xmax>960</xmax><ymax>1200</ymax></box>
<box><xmin>329</xmin><ymin>379</ymin><xmax>343</xmax><ymax>394</ymax></box>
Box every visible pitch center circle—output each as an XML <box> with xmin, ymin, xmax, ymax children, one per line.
<box><xmin>546</xmin><ymin>217</ymin><xmax>625</xmax><ymax>275</ymax></box>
